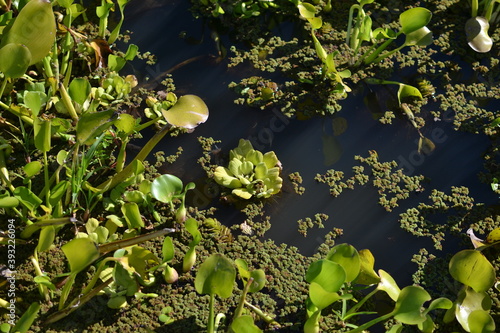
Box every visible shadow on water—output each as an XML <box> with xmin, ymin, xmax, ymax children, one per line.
<box><xmin>123</xmin><ymin>0</ymin><xmax>495</xmax><ymax>285</ymax></box>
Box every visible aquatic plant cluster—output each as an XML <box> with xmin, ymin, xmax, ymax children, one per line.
<box><xmin>0</xmin><ymin>0</ymin><xmax>499</xmax><ymax>332</ymax></box>
<box><xmin>315</xmin><ymin>151</ymin><xmax>425</xmax><ymax>212</ymax></box>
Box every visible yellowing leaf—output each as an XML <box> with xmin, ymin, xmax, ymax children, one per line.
<box><xmin>162</xmin><ymin>94</ymin><xmax>209</xmax><ymax>130</ymax></box>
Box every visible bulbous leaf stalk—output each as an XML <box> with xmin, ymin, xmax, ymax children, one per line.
<box><xmin>466</xmin><ymin>16</ymin><xmax>493</xmax><ymax>53</ymax></box>
<box><xmin>214</xmin><ymin>139</ymin><xmax>283</xmax><ymax>199</ymax></box>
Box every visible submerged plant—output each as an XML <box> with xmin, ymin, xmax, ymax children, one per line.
<box><xmin>213</xmin><ymin>139</ymin><xmax>283</xmax><ymax>199</ymax></box>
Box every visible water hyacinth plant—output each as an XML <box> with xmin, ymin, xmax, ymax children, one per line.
<box><xmin>213</xmin><ymin>139</ymin><xmax>283</xmax><ymax>199</ymax></box>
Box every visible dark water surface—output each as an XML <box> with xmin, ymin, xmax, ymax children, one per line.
<box><xmin>123</xmin><ymin>0</ymin><xmax>495</xmax><ymax>284</ymax></box>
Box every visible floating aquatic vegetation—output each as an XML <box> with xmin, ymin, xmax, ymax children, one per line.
<box><xmin>213</xmin><ymin>139</ymin><xmax>283</xmax><ymax>200</ymax></box>
<box><xmin>315</xmin><ymin>151</ymin><xmax>425</xmax><ymax>212</ymax></box>
<box><xmin>288</xmin><ymin>171</ymin><xmax>305</xmax><ymax>195</ymax></box>
<box><xmin>297</xmin><ymin>213</ymin><xmax>328</xmax><ymax>237</ymax></box>
<box><xmin>229</xmin><ymin>76</ymin><xmax>282</xmax><ymax>109</ymax></box>
<box><xmin>398</xmin><ymin>186</ymin><xmax>482</xmax><ymax>250</ymax></box>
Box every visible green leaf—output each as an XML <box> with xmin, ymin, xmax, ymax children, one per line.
<box><xmin>24</xmin><ymin>161</ymin><xmax>42</xmax><ymax>178</ymax></box>
<box><xmin>127</xmin><ymin>245</ymin><xmax>159</xmax><ymax>280</ymax></box>
<box><xmin>62</xmin><ymin>237</ymin><xmax>100</xmax><ymax>274</ymax></box>
<box><xmin>305</xmin><ymin>259</ymin><xmax>345</xmax><ymax>293</ymax></box>
<box><xmin>354</xmin><ymin>249</ymin><xmax>380</xmax><ymax>285</ymax></box>
<box><xmin>69</xmin><ymin>78</ymin><xmax>91</xmax><ymax>106</ymax></box>
<box><xmin>377</xmin><ymin>269</ymin><xmax>400</xmax><ymax>301</ymax></box>
<box><xmin>23</xmin><ymin>91</ymin><xmax>47</xmax><ymax>117</ymax></box>
<box><xmin>34</xmin><ymin>117</ymin><xmax>51</xmax><ymax>152</ymax></box>
<box><xmin>0</xmin><ymin>323</ymin><xmax>10</xmax><ymax>333</ymax></box>
<box><xmin>453</xmin><ymin>288</ymin><xmax>492</xmax><ymax>332</ymax></box>
<box><xmin>151</xmin><ymin>174</ymin><xmax>184</xmax><ymax>204</ymax></box>
<box><xmin>326</xmin><ymin>243</ymin><xmax>360</xmax><ymax>282</ymax></box>
<box><xmin>121</xmin><ymin>202</ymin><xmax>145</xmax><ymax>229</ymax></box>
<box><xmin>468</xmin><ymin>309</ymin><xmax>496</xmax><ymax>333</ymax></box>
<box><xmin>308</xmin><ymin>17</ymin><xmax>323</xmax><ymax>30</ymax></box>
<box><xmin>304</xmin><ymin>310</ymin><xmax>321</xmax><ymax>333</ymax></box>
<box><xmin>449</xmin><ymin>250</ymin><xmax>495</xmax><ymax>292</ymax></box>
<box><xmin>235</xmin><ymin>259</ymin><xmax>251</xmax><ymax>280</ymax></box>
<box><xmin>399</xmin><ymin>7</ymin><xmax>432</xmax><ymax>35</ymax></box>
<box><xmin>418</xmin><ymin>136</ymin><xmax>435</xmax><ymax>155</ymax></box>
<box><xmin>297</xmin><ymin>3</ymin><xmax>316</xmax><ymax>19</ymax></box>
<box><xmin>0</xmin><ymin>43</ymin><xmax>31</xmax><ymax>78</ymax></box>
<box><xmin>107</xmin><ymin>0</ymin><xmax>130</xmax><ymax>45</ymax></box>
<box><xmin>485</xmin><ymin>227</ymin><xmax>500</xmax><ymax>244</ymax></box>
<box><xmin>0</xmin><ymin>196</ymin><xmax>19</xmax><ymax>208</ymax></box>
<box><xmin>13</xmin><ymin>186</ymin><xmax>42</xmax><ymax>212</ymax></box>
<box><xmin>107</xmin><ymin>295</ymin><xmax>128</xmax><ymax>309</ymax></box>
<box><xmin>232</xmin><ymin>188</ymin><xmax>252</xmax><ymax>199</ymax></box>
<box><xmin>248</xmin><ymin>269</ymin><xmax>266</xmax><ymax>293</ymax></box>
<box><xmin>311</xmin><ymin>32</ymin><xmax>327</xmax><ymax>62</ymax></box>
<box><xmin>94</xmin><ymin>226</ymin><xmax>109</xmax><ymax>243</ymax></box>
<box><xmin>325</xmin><ymin>52</ymin><xmax>337</xmax><ymax>74</ymax></box>
<box><xmin>0</xmin><ymin>0</ymin><xmax>56</xmax><ymax>65</ymax></box>
<box><xmin>392</xmin><ymin>286</ymin><xmax>431</xmax><ymax>325</ymax></box>
<box><xmin>185</xmin><ymin>218</ymin><xmax>202</xmax><ymax>245</ymax></box>
<box><xmin>124</xmin><ymin>44</ymin><xmax>139</xmax><ymax>61</ymax></box>
<box><xmin>309</xmin><ymin>282</ymin><xmax>342</xmax><ymax>310</ymax></box>
<box><xmin>425</xmin><ymin>297</ymin><xmax>453</xmax><ymax>313</ymax></box>
<box><xmin>230</xmin><ymin>315</ymin><xmax>262</xmax><ymax>333</ymax></box>
<box><xmin>33</xmin><ymin>275</ymin><xmax>56</xmax><ymax>290</ymax></box>
<box><xmin>115</xmin><ymin>113</ymin><xmax>136</xmax><ymax>134</ymax></box>
<box><xmin>11</xmin><ymin>302</ymin><xmax>40</xmax><ymax>333</ymax></box>
<box><xmin>56</xmin><ymin>150</ymin><xmax>68</xmax><ymax>165</ymax></box>
<box><xmin>161</xmin><ymin>94</ymin><xmax>209</xmax><ymax>129</ymax></box>
<box><xmin>113</xmin><ymin>262</ymin><xmax>138</xmax><ymax>296</ymax></box>
<box><xmin>162</xmin><ymin>236</ymin><xmax>175</xmax><ymax>263</ymax></box>
<box><xmin>37</xmin><ymin>226</ymin><xmax>55</xmax><ymax>252</ymax></box>
<box><xmin>405</xmin><ymin>26</ymin><xmax>432</xmax><ymax>46</ymax></box>
<box><xmin>195</xmin><ymin>253</ymin><xmax>236</xmax><ymax>298</ymax></box>
<box><xmin>397</xmin><ymin>83</ymin><xmax>423</xmax><ymax>103</ymax></box>
<box><xmin>108</xmin><ymin>54</ymin><xmax>126</xmax><ymax>72</ymax></box>
<box><xmin>76</xmin><ymin>110</ymin><xmax>116</xmax><ymax>145</ymax></box>
<box><xmin>183</xmin><ymin>218</ymin><xmax>201</xmax><ymax>272</ymax></box>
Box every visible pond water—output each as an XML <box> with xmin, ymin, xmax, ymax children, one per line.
<box><xmin>123</xmin><ymin>0</ymin><xmax>495</xmax><ymax>285</ymax></box>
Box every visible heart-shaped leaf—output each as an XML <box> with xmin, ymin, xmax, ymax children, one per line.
<box><xmin>399</xmin><ymin>7</ymin><xmax>432</xmax><ymax>35</ymax></box>
<box><xmin>162</xmin><ymin>94</ymin><xmax>209</xmax><ymax>129</ymax></box>
<box><xmin>377</xmin><ymin>269</ymin><xmax>401</xmax><ymax>301</ymax></box>
<box><xmin>306</xmin><ymin>259</ymin><xmax>346</xmax><ymax>293</ymax></box>
<box><xmin>195</xmin><ymin>253</ymin><xmax>236</xmax><ymax>298</ymax></box>
<box><xmin>449</xmin><ymin>250</ymin><xmax>495</xmax><ymax>292</ymax></box>
<box><xmin>76</xmin><ymin>110</ymin><xmax>116</xmax><ymax>145</ymax></box>
<box><xmin>0</xmin><ymin>0</ymin><xmax>56</xmax><ymax>65</ymax></box>
<box><xmin>326</xmin><ymin>243</ymin><xmax>360</xmax><ymax>282</ymax></box>
<box><xmin>69</xmin><ymin>78</ymin><xmax>91</xmax><ymax>106</ymax></box>
<box><xmin>0</xmin><ymin>43</ymin><xmax>31</xmax><ymax>78</ymax></box>
<box><xmin>453</xmin><ymin>287</ymin><xmax>492</xmax><ymax>332</ymax></box>
<box><xmin>62</xmin><ymin>237</ymin><xmax>100</xmax><ymax>274</ymax></box>
<box><xmin>151</xmin><ymin>174</ymin><xmax>184</xmax><ymax>204</ymax></box>
<box><xmin>392</xmin><ymin>286</ymin><xmax>431</xmax><ymax>325</ymax></box>
<box><xmin>309</xmin><ymin>282</ymin><xmax>342</xmax><ymax>310</ymax></box>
